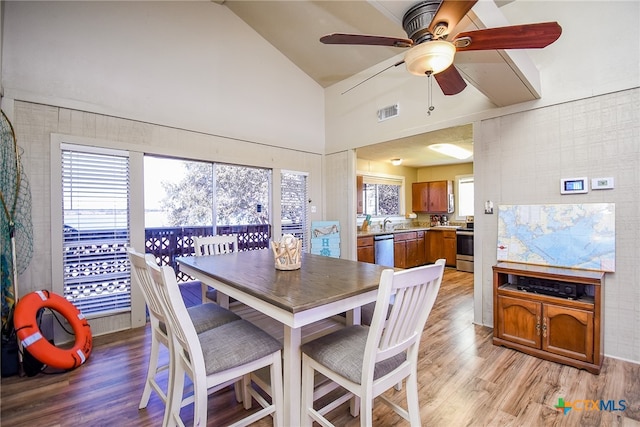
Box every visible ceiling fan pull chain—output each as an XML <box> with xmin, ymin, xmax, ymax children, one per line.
<box><xmin>426</xmin><ymin>71</ymin><xmax>435</xmax><ymax>115</ymax></box>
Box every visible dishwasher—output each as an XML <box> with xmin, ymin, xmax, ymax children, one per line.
<box><xmin>374</xmin><ymin>234</ymin><xmax>395</xmax><ymax>267</ymax></box>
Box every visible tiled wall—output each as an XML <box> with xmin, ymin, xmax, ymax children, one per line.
<box><xmin>474</xmin><ymin>88</ymin><xmax>640</xmax><ymax>362</ymax></box>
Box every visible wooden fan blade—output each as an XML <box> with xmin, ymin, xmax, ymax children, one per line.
<box><xmin>320</xmin><ymin>33</ymin><xmax>413</xmax><ymax>48</ymax></box>
<box><xmin>453</xmin><ymin>22</ymin><xmax>562</xmax><ymax>51</ymax></box>
<box><xmin>428</xmin><ymin>0</ymin><xmax>478</xmax><ymax>38</ymax></box>
<box><xmin>434</xmin><ymin>65</ymin><xmax>467</xmax><ymax>95</ymax></box>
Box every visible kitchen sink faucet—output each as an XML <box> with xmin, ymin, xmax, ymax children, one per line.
<box><xmin>383</xmin><ymin>217</ymin><xmax>392</xmax><ymax>231</ymax></box>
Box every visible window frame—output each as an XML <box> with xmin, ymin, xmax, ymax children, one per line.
<box><xmin>455</xmin><ymin>174</ymin><xmax>474</xmax><ymax>220</ymax></box>
<box><xmin>280</xmin><ymin>170</ymin><xmax>309</xmax><ymax>252</ymax></box>
<box><xmin>51</xmin><ymin>137</ymin><xmax>143</xmax><ymax>340</ymax></box>
<box><xmin>357</xmin><ymin>171</ymin><xmax>405</xmax><ymax>218</ymax></box>
<box><xmin>51</xmin><ymin>142</ymin><xmax>133</xmax><ymax>318</ymax></box>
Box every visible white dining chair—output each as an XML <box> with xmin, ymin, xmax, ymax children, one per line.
<box><xmin>300</xmin><ymin>259</ymin><xmax>446</xmax><ymax>427</ymax></box>
<box><xmin>127</xmin><ymin>248</ymin><xmax>241</xmax><ymax>415</ymax></box>
<box><xmin>193</xmin><ymin>235</ymin><xmax>238</xmax><ymax>304</ymax></box>
<box><xmin>146</xmin><ymin>258</ymin><xmax>284</xmax><ymax>427</ymax></box>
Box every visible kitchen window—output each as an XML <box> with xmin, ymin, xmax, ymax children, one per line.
<box><xmin>456</xmin><ymin>174</ymin><xmax>474</xmax><ymax>219</ymax></box>
<box><xmin>361</xmin><ymin>174</ymin><xmax>404</xmax><ymax>217</ymax></box>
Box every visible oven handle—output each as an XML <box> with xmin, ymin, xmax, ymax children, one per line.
<box><xmin>456</xmin><ymin>231</ymin><xmax>474</xmax><ymax>236</ymax></box>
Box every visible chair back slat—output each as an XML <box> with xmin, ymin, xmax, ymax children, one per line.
<box><xmin>147</xmin><ymin>260</ymin><xmax>203</xmax><ymax>368</ymax></box>
<box><xmin>194</xmin><ymin>235</ymin><xmax>238</xmax><ymax>256</ymax></box>
<box><xmin>366</xmin><ymin>259</ymin><xmax>445</xmax><ymax>371</ymax></box>
<box><xmin>128</xmin><ymin>248</ymin><xmax>166</xmax><ymax>324</ymax></box>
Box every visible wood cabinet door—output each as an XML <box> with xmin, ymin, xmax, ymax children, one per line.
<box><xmin>497</xmin><ymin>295</ymin><xmax>542</xmax><ymax>348</ymax></box>
<box><xmin>443</xmin><ymin>230</ymin><xmax>456</xmax><ymax>266</ymax></box>
<box><xmin>357</xmin><ymin>246</ymin><xmax>374</xmax><ymax>264</ymax></box>
<box><xmin>426</xmin><ymin>231</ymin><xmax>442</xmax><ymax>263</ymax></box>
<box><xmin>543</xmin><ymin>304</ymin><xmax>594</xmax><ymax>362</ymax></box>
<box><xmin>411</xmin><ymin>182</ymin><xmax>429</xmax><ymax>212</ymax></box>
<box><xmin>414</xmin><ymin>231</ymin><xmax>426</xmax><ymax>266</ymax></box>
<box><xmin>424</xmin><ymin>231</ymin><xmax>430</xmax><ymax>264</ymax></box>
<box><xmin>406</xmin><ymin>238</ymin><xmax>420</xmax><ymax>268</ymax></box>
<box><xmin>394</xmin><ymin>240</ymin><xmax>407</xmax><ymax>268</ymax></box>
<box><xmin>427</xmin><ymin>181</ymin><xmax>448</xmax><ymax>212</ymax></box>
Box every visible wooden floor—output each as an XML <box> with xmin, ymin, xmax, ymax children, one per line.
<box><xmin>2</xmin><ymin>268</ymin><xmax>639</xmax><ymax>426</ymax></box>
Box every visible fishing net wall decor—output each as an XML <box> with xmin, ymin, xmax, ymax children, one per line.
<box><xmin>1</xmin><ymin>110</ymin><xmax>33</xmax><ymax>331</ymax></box>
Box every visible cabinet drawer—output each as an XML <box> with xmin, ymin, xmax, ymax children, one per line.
<box><xmin>357</xmin><ymin>236</ymin><xmax>373</xmax><ymax>247</ymax></box>
<box><xmin>443</xmin><ymin>230</ymin><xmax>456</xmax><ymax>239</ymax></box>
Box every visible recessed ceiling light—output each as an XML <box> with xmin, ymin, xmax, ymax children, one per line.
<box><xmin>428</xmin><ymin>143</ymin><xmax>472</xmax><ymax>160</ymax></box>
<box><xmin>391</xmin><ymin>158</ymin><xmax>403</xmax><ymax>166</ymax></box>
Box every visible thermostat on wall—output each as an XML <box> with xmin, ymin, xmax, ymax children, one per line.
<box><xmin>560</xmin><ymin>177</ymin><xmax>588</xmax><ymax>194</ymax></box>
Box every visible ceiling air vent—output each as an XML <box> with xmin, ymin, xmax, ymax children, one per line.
<box><xmin>377</xmin><ymin>104</ymin><xmax>399</xmax><ymax>122</ymax></box>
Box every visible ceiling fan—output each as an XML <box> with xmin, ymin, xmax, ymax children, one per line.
<box><xmin>320</xmin><ymin>0</ymin><xmax>562</xmax><ymax>96</ymax></box>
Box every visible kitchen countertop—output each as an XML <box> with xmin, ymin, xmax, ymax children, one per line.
<box><xmin>357</xmin><ymin>225</ymin><xmax>460</xmax><ymax>237</ymax></box>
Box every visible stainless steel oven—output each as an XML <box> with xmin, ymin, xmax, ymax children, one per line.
<box><xmin>456</xmin><ymin>228</ymin><xmax>474</xmax><ymax>272</ymax></box>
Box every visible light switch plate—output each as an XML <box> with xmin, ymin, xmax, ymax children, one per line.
<box><xmin>591</xmin><ymin>177</ymin><xmax>614</xmax><ymax>190</ymax></box>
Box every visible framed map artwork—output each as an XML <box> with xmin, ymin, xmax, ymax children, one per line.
<box><xmin>497</xmin><ymin>203</ymin><xmax>615</xmax><ymax>272</ymax></box>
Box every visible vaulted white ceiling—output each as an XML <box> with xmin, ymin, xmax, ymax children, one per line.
<box><xmin>222</xmin><ymin>0</ymin><xmax>551</xmax><ymax>167</ymax></box>
<box><xmin>223</xmin><ymin>0</ymin><xmax>540</xmax><ymax>106</ymax></box>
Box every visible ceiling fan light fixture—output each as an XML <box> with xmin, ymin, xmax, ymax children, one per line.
<box><xmin>428</xmin><ymin>143</ymin><xmax>472</xmax><ymax>160</ymax></box>
<box><xmin>390</xmin><ymin>158</ymin><xmax>403</xmax><ymax>166</ymax></box>
<box><xmin>404</xmin><ymin>40</ymin><xmax>456</xmax><ymax>76</ymax></box>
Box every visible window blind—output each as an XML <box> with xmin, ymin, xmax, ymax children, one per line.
<box><xmin>281</xmin><ymin>171</ymin><xmax>309</xmax><ymax>251</ymax></box>
<box><xmin>61</xmin><ymin>147</ymin><xmax>131</xmax><ymax>316</ymax></box>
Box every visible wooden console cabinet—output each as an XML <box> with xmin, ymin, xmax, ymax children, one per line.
<box><xmin>493</xmin><ymin>262</ymin><xmax>604</xmax><ymax>374</ymax></box>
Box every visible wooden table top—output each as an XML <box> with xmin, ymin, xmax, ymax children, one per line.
<box><xmin>177</xmin><ymin>250</ymin><xmax>391</xmax><ymax>313</ymax></box>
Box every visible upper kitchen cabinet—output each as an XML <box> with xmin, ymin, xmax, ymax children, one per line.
<box><xmin>412</xmin><ymin>180</ymin><xmax>454</xmax><ymax>213</ymax></box>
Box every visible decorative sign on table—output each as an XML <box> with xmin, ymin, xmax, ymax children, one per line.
<box><xmin>497</xmin><ymin>203</ymin><xmax>615</xmax><ymax>272</ymax></box>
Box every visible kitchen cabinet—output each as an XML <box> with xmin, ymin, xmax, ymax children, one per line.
<box><xmin>493</xmin><ymin>262</ymin><xmax>604</xmax><ymax>374</ymax></box>
<box><xmin>393</xmin><ymin>231</ymin><xmax>425</xmax><ymax>268</ymax></box>
<box><xmin>357</xmin><ymin>235</ymin><xmax>374</xmax><ymax>264</ymax></box>
<box><xmin>426</xmin><ymin>229</ymin><xmax>456</xmax><ymax>267</ymax></box>
<box><xmin>356</xmin><ymin>175</ymin><xmax>364</xmax><ymax>215</ymax></box>
<box><xmin>412</xmin><ymin>180</ymin><xmax>453</xmax><ymax>214</ymax></box>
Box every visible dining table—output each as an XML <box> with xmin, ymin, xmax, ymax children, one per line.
<box><xmin>177</xmin><ymin>249</ymin><xmax>391</xmax><ymax>426</ymax></box>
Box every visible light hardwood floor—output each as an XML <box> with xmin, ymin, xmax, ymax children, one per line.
<box><xmin>2</xmin><ymin>268</ymin><xmax>639</xmax><ymax>426</ymax></box>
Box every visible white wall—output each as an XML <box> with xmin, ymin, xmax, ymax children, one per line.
<box><xmin>1</xmin><ymin>1</ymin><xmax>325</xmax><ymax>153</ymax></box>
<box><xmin>324</xmin><ymin>150</ymin><xmax>357</xmax><ymax>261</ymax></box>
<box><xmin>475</xmin><ymin>88</ymin><xmax>640</xmax><ymax>363</ymax></box>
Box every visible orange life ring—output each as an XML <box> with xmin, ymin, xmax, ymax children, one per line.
<box><xmin>14</xmin><ymin>290</ymin><xmax>92</xmax><ymax>370</ymax></box>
